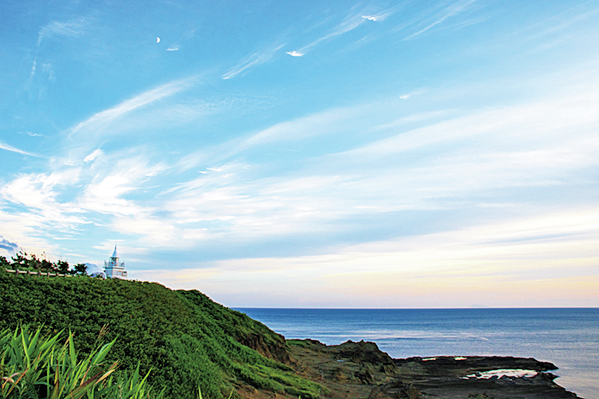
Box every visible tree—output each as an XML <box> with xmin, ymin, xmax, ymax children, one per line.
<box><xmin>27</xmin><ymin>253</ymin><xmax>42</xmax><ymax>270</ymax></box>
<box><xmin>74</xmin><ymin>263</ymin><xmax>88</xmax><ymax>275</ymax></box>
<box><xmin>40</xmin><ymin>257</ymin><xmax>56</xmax><ymax>272</ymax></box>
<box><xmin>57</xmin><ymin>259</ymin><xmax>70</xmax><ymax>274</ymax></box>
<box><xmin>11</xmin><ymin>249</ymin><xmax>29</xmax><ymax>269</ymax></box>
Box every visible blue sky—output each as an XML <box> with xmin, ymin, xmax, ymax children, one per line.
<box><xmin>1</xmin><ymin>0</ymin><xmax>598</xmax><ymax>307</ymax></box>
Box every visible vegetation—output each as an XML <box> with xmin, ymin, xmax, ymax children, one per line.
<box><xmin>1</xmin><ymin>251</ymin><xmax>87</xmax><ymax>276</ymax></box>
<box><xmin>0</xmin><ymin>270</ymin><xmax>321</xmax><ymax>399</ymax></box>
<box><xmin>0</xmin><ymin>325</ymin><xmax>163</xmax><ymax>399</ymax></box>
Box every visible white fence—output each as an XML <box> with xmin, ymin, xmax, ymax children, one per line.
<box><xmin>4</xmin><ymin>268</ymin><xmax>73</xmax><ymax>277</ymax></box>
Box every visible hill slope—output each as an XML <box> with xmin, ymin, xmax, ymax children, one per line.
<box><xmin>0</xmin><ymin>270</ymin><xmax>320</xmax><ymax>399</ymax></box>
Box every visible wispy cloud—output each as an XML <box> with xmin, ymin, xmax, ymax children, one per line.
<box><xmin>77</xmin><ymin>154</ymin><xmax>167</xmax><ymax>216</ymax></box>
<box><xmin>0</xmin><ymin>169</ymin><xmax>89</xmax><ymax>252</ymax></box>
<box><xmin>362</xmin><ymin>2</ymin><xmax>409</xmax><ymax>22</ymax></box>
<box><xmin>163</xmin><ymin>28</ymin><xmax>196</xmax><ymax>53</ymax></box>
<box><xmin>0</xmin><ymin>141</ymin><xmax>40</xmax><ymax>157</ymax></box>
<box><xmin>18</xmin><ymin>131</ymin><xmax>44</xmax><ymax>137</ymax></box>
<box><xmin>69</xmin><ymin>77</ymin><xmax>195</xmax><ymax>138</ymax></box>
<box><xmin>83</xmin><ymin>149</ymin><xmax>103</xmax><ymax>163</ymax></box>
<box><xmin>399</xmin><ymin>90</ymin><xmax>423</xmax><ymax>100</ymax></box>
<box><xmin>222</xmin><ymin>41</ymin><xmax>285</xmax><ymax>80</ymax></box>
<box><xmin>404</xmin><ymin>0</ymin><xmax>478</xmax><ymax>40</ymax></box>
<box><xmin>163</xmin><ymin>81</ymin><xmax>599</xmax><ymax>253</ymax></box>
<box><xmin>288</xmin><ymin>3</ymin><xmax>407</xmax><ymax>56</ymax></box>
<box><xmin>290</xmin><ymin>13</ymin><xmax>366</xmax><ymax>56</ymax></box>
<box><xmin>37</xmin><ymin>18</ymin><xmax>88</xmax><ymax>46</ymax></box>
<box><xmin>140</xmin><ymin>207</ymin><xmax>599</xmax><ymax>307</ymax></box>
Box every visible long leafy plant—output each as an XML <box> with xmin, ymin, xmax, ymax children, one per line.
<box><xmin>0</xmin><ymin>326</ymin><xmax>163</xmax><ymax>399</ymax></box>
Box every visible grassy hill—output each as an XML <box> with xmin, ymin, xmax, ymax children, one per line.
<box><xmin>0</xmin><ymin>270</ymin><xmax>321</xmax><ymax>399</ymax></box>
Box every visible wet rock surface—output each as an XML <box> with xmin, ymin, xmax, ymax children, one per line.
<box><xmin>287</xmin><ymin>339</ymin><xmax>582</xmax><ymax>399</ymax></box>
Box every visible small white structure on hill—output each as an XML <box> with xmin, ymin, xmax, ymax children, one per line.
<box><xmin>104</xmin><ymin>245</ymin><xmax>127</xmax><ymax>279</ymax></box>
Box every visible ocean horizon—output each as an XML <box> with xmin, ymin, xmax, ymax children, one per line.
<box><xmin>235</xmin><ymin>307</ymin><xmax>599</xmax><ymax>399</ymax></box>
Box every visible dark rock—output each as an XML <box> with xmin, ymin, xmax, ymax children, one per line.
<box><xmin>287</xmin><ymin>341</ymin><xmax>582</xmax><ymax>399</ymax></box>
<box><xmin>333</xmin><ymin>340</ymin><xmax>397</xmax><ymax>370</ymax></box>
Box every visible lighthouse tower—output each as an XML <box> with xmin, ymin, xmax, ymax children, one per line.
<box><xmin>104</xmin><ymin>245</ymin><xmax>128</xmax><ymax>279</ymax></box>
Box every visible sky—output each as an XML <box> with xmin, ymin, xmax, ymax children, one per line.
<box><xmin>1</xmin><ymin>0</ymin><xmax>598</xmax><ymax>308</ymax></box>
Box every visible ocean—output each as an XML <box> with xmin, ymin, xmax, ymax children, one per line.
<box><xmin>235</xmin><ymin>308</ymin><xmax>599</xmax><ymax>399</ymax></box>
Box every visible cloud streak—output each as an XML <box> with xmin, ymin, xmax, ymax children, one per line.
<box><xmin>404</xmin><ymin>0</ymin><xmax>478</xmax><ymax>39</ymax></box>
<box><xmin>69</xmin><ymin>77</ymin><xmax>196</xmax><ymax>138</ymax></box>
<box><xmin>0</xmin><ymin>141</ymin><xmax>40</xmax><ymax>157</ymax></box>
<box><xmin>157</xmin><ymin>80</ymin><xmax>599</xmax><ymax>254</ymax></box>
<box><xmin>290</xmin><ymin>12</ymin><xmax>366</xmax><ymax>56</ymax></box>
<box><xmin>135</xmin><ymin>207</ymin><xmax>599</xmax><ymax>307</ymax></box>
<box><xmin>37</xmin><ymin>18</ymin><xmax>88</xmax><ymax>46</ymax></box>
<box><xmin>288</xmin><ymin>2</ymin><xmax>408</xmax><ymax>56</ymax></box>
<box><xmin>222</xmin><ymin>42</ymin><xmax>285</xmax><ymax>80</ymax></box>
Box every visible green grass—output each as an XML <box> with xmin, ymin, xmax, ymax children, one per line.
<box><xmin>0</xmin><ymin>270</ymin><xmax>321</xmax><ymax>399</ymax></box>
<box><xmin>0</xmin><ymin>325</ymin><xmax>164</xmax><ymax>399</ymax></box>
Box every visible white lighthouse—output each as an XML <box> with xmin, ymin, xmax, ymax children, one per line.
<box><xmin>104</xmin><ymin>245</ymin><xmax>128</xmax><ymax>279</ymax></box>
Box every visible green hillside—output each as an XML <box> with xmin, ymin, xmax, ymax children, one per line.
<box><xmin>0</xmin><ymin>270</ymin><xmax>321</xmax><ymax>399</ymax></box>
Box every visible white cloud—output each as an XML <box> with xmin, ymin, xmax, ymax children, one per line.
<box><xmin>160</xmin><ymin>81</ymin><xmax>599</xmax><ymax>251</ymax></box>
<box><xmin>0</xmin><ymin>169</ymin><xmax>89</xmax><ymax>255</ymax></box>
<box><xmin>83</xmin><ymin>149</ymin><xmax>103</xmax><ymax>163</ymax></box>
<box><xmin>335</xmin><ymin>88</ymin><xmax>599</xmax><ymax>162</ymax></box>
<box><xmin>237</xmin><ymin>106</ymin><xmax>360</xmax><ymax>149</ymax></box>
<box><xmin>166</xmin><ymin>45</ymin><xmax>179</xmax><ymax>51</ymax></box>
<box><xmin>222</xmin><ymin>42</ymin><xmax>285</xmax><ymax>80</ymax></box>
<box><xmin>69</xmin><ymin>77</ymin><xmax>195</xmax><ymax>139</ymax></box>
<box><xmin>140</xmin><ymin>207</ymin><xmax>599</xmax><ymax>307</ymax></box>
<box><xmin>291</xmin><ymin>13</ymin><xmax>366</xmax><ymax>56</ymax></box>
<box><xmin>37</xmin><ymin>18</ymin><xmax>88</xmax><ymax>46</ymax></box>
<box><xmin>290</xmin><ymin>3</ymin><xmax>406</xmax><ymax>56</ymax></box>
<box><xmin>364</xmin><ymin>2</ymin><xmax>411</xmax><ymax>22</ymax></box>
<box><xmin>1</xmin><ymin>170</ymin><xmax>80</xmax><ymax>211</ymax></box>
<box><xmin>404</xmin><ymin>0</ymin><xmax>478</xmax><ymax>40</ymax></box>
<box><xmin>0</xmin><ymin>142</ymin><xmax>40</xmax><ymax>157</ymax></box>
<box><xmin>77</xmin><ymin>155</ymin><xmax>166</xmax><ymax>216</ymax></box>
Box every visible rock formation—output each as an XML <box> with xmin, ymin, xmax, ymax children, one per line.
<box><xmin>280</xmin><ymin>339</ymin><xmax>581</xmax><ymax>399</ymax></box>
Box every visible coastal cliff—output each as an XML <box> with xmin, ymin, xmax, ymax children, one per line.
<box><xmin>0</xmin><ymin>271</ymin><xmax>581</xmax><ymax>399</ymax></box>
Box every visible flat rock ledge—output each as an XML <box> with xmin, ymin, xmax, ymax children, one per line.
<box><xmin>286</xmin><ymin>339</ymin><xmax>582</xmax><ymax>399</ymax></box>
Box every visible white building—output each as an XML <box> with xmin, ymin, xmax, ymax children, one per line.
<box><xmin>104</xmin><ymin>245</ymin><xmax>127</xmax><ymax>279</ymax></box>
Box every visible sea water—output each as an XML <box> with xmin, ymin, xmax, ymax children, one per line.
<box><xmin>235</xmin><ymin>308</ymin><xmax>599</xmax><ymax>399</ymax></box>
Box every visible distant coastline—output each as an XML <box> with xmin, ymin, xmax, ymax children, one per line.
<box><xmin>238</xmin><ymin>307</ymin><xmax>599</xmax><ymax>399</ymax></box>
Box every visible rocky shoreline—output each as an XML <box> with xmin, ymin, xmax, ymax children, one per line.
<box><xmin>282</xmin><ymin>339</ymin><xmax>581</xmax><ymax>399</ymax></box>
